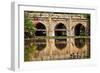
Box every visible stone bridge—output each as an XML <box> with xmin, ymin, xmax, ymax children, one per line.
<box><xmin>24</xmin><ymin>11</ymin><xmax>90</xmax><ymax>61</ymax></box>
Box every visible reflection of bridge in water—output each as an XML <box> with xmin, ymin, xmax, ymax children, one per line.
<box><xmin>24</xmin><ymin>11</ymin><xmax>90</xmax><ymax>61</ymax></box>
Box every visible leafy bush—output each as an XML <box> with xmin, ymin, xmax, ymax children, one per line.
<box><xmin>24</xmin><ymin>12</ymin><xmax>37</xmax><ymax>61</ymax></box>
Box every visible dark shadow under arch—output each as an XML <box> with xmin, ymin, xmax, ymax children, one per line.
<box><xmin>35</xmin><ymin>22</ymin><xmax>46</xmax><ymax>36</ymax></box>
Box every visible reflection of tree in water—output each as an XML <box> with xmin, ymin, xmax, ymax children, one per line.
<box><xmin>24</xmin><ymin>39</ymin><xmax>37</xmax><ymax>61</ymax></box>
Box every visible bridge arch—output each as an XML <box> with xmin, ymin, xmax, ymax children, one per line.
<box><xmin>55</xmin><ymin>23</ymin><xmax>67</xmax><ymax>50</ymax></box>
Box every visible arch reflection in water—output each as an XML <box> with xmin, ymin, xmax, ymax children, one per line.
<box><xmin>35</xmin><ymin>22</ymin><xmax>46</xmax><ymax>51</ymax></box>
<box><xmin>74</xmin><ymin>23</ymin><xmax>85</xmax><ymax>48</ymax></box>
<box><xmin>55</xmin><ymin>23</ymin><xmax>67</xmax><ymax>50</ymax></box>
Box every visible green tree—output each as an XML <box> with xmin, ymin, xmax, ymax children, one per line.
<box><xmin>24</xmin><ymin>12</ymin><xmax>36</xmax><ymax>36</ymax></box>
<box><xmin>24</xmin><ymin>12</ymin><xmax>37</xmax><ymax>61</ymax></box>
